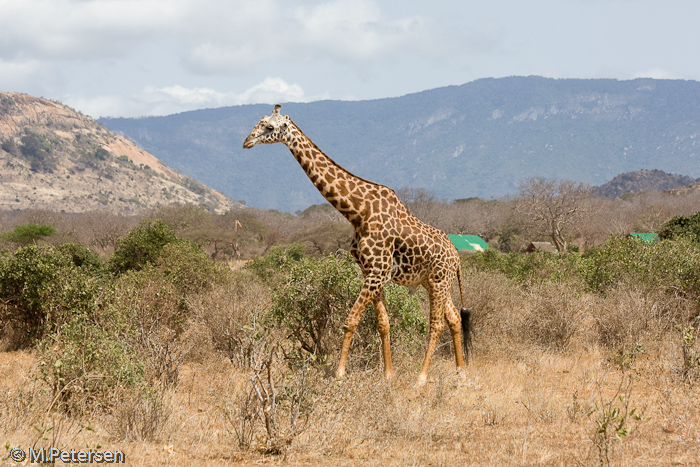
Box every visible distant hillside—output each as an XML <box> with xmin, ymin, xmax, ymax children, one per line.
<box><xmin>594</xmin><ymin>169</ymin><xmax>699</xmax><ymax>198</ymax></box>
<box><xmin>0</xmin><ymin>93</ymin><xmax>240</xmax><ymax>213</ymax></box>
<box><xmin>102</xmin><ymin>77</ymin><xmax>700</xmax><ymax>212</ymax></box>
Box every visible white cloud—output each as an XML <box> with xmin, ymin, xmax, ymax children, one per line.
<box><xmin>183</xmin><ymin>44</ymin><xmax>265</xmax><ymax>75</ymax></box>
<box><xmin>180</xmin><ymin>0</ymin><xmax>447</xmax><ymax>74</ymax></box>
<box><xmin>237</xmin><ymin>78</ymin><xmax>307</xmax><ymax>104</ymax></box>
<box><xmin>293</xmin><ymin>0</ymin><xmax>426</xmax><ymax>61</ymax></box>
<box><xmin>0</xmin><ymin>58</ymin><xmax>43</xmax><ymax>89</ymax></box>
<box><xmin>0</xmin><ymin>0</ymin><xmax>189</xmax><ymax>60</ymax></box>
<box><xmin>67</xmin><ymin>77</ymin><xmax>316</xmax><ymax>118</ymax></box>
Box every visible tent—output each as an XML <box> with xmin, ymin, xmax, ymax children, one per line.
<box><xmin>448</xmin><ymin>234</ymin><xmax>489</xmax><ymax>252</ymax></box>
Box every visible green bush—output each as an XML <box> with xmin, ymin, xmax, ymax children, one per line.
<box><xmin>464</xmin><ymin>235</ymin><xmax>700</xmax><ymax>303</ymax></box>
<box><xmin>0</xmin><ymin>244</ymin><xmax>106</xmax><ymax>344</ymax></box>
<box><xmin>463</xmin><ymin>248</ymin><xmax>588</xmax><ymax>286</ymax></box>
<box><xmin>659</xmin><ymin>211</ymin><xmax>700</xmax><ymax>242</ymax></box>
<box><xmin>37</xmin><ymin>315</ymin><xmax>145</xmax><ymax>411</ymax></box>
<box><xmin>110</xmin><ymin>219</ymin><xmax>181</xmax><ymax>274</ymax></box>
<box><xmin>20</xmin><ymin>132</ymin><xmax>56</xmax><ymax>172</ymax></box>
<box><xmin>262</xmin><ymin>247</ymin><xmax>425</xmax><ymax>368</ymax></box>
<box><xmin>152</xmin><ymin>241</ymin><xmax>229</xmax><ymax>295</ymax></box>
<box><xmin>247</xmin><ymin>243</ymin><xmax>307</xmax><ymax>281</ymax></box>
<box><xmin>586</xmin><ymin>236</ymin><xmax>700</xmax><ymax>297</ymax></box>
<box><xmin>1</xmin><ymin>221</ymin><xmax>230</xmax><ymax>411</ymax></box>
<box><xmin>33</xmin><ymin>231</ymin><xmax>226</xmax><ymax>410</ymax></box>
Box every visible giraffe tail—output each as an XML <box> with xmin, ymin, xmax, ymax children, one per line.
<box><xmin>457</xmin><ymin>262</ymin><xmax>473</xmax><ymax>362</ymax></box>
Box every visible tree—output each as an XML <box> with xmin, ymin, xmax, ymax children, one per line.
<box><xmin>2</xmin><ymin>223</ymin><xmax>57</xmax><ymax>245</ymax></box>
<box><xmin>516</xmin><ymin>178</ymin><xmax>591</xmax><ymax>252</ymax></box>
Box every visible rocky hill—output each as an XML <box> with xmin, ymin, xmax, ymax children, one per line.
<box><xmin>594</xmin><ymin>169</ymin><xmax>699</xmax><ymax>198</ymax></box>
<box><xmin>0</xmin><ymin>93</ymin><xmax>239</xmax><ymax>213</ymax></box>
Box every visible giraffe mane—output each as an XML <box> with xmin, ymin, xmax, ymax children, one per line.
<box><xmin>287</xmin><ymin>116</ymin><xmax>392</xmax><ymax>192</ymax></box>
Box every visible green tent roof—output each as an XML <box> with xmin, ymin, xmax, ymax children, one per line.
<box><xmin>448</xmin><ymin>234</ymin><xmax>489</xmax><ymax>252</ymax></box>
<box><xmin>629</xmin><ymin>233</ymin><xmax>659</xmax><ymax>243</ymax></box>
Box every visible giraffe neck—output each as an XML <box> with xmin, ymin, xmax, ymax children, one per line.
<box><xmin>283</xmin><ymin>122</ymin><xmax>371</xmax><ymax>225</ymax></box>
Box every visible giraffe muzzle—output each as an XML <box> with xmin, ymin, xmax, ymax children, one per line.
<box><xmin>243</xmin><ymin>135</ymin><xmax>256</xmax><ymax>149</ymax></box>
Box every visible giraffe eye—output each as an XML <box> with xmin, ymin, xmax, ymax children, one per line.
<box><xmin>266</xmin><ymin>124</ymin><xmax>274</xmax><ymax>131</ymax></box>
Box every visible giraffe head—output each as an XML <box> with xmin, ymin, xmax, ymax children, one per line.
<box><xmin>243</xmin><ymin>104</ymin><xmax>291</xmax><ymax>149</ymax></box>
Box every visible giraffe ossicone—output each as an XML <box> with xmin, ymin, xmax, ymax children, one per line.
<box><xmin>243</xmin><ymin>104</ymin><xmax>472</xmax><ymax>385</ymax></box>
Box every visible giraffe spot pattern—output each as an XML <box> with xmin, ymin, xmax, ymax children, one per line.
<box><xmin>243</xmin><ymin>106</ymin><xmax>469</xmax><ymax>383</ymax></box>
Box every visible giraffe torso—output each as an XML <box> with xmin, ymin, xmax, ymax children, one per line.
<box><xmin>347</xmin><ymin>189</ymin><xmax>460</xmax><ymax>289</ymax></box>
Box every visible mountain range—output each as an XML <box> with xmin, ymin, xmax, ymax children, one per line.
<box><xmin>0</xmin><ymin>93</ymin><xmax>239</xmax><ymax>213</ymax></box>
<box><xmin>101</xmin><ymin>76</ymin><xmax>700</xmax><ymax>212</ymax></box>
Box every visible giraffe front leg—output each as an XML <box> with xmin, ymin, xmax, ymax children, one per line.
<box><xmin>373</xmin><ymin>290</ymin><xmax>393</xmax><ymax>380</ymax></box>
<box><xmin>336</xmin><ymin>282</ymin><xmax>380</xmax><ymax>379</ymax></box>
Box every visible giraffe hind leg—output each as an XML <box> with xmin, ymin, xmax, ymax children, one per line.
<box><xmin>445</xmin><ymin>302</ymin><xmax>468</xmax><ymax>381</ymax></box>
<box><xmin>417</xmin><ymin>281</ymin><xmax>448</xmax><ymax>385</ymax></box>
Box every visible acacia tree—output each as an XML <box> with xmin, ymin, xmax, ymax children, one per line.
<box><xmin>516</xmin><ymin>178</ymin><xmax>591</xmax><ymax>252</ymax></box>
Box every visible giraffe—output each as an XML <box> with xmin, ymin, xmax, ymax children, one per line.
<box><xmin>243</xmin><ymin>104</ymin><xmax>472</xmax><ymax>385</ymax></box>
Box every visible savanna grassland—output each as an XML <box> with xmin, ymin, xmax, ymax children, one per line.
<box><xmin>1</xmin><ymin>192</ymin><xmax>700</xmax><ymax>467</ymax></box>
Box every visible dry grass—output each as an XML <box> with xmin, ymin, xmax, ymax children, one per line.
<box><xmin>3</xmin><ymin>275</ymin><xmax>700</xmax><ymax>466</ymax></box>
<box><xmin>3</xmin><ymin>342</ymin><xmax>700</xmax><ymax>466</ymax></box>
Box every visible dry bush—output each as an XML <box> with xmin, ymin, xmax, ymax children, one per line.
<box><xmin>0</xmin><ymin>321</ymin><xmax>27</xmax><ymax>352</ymax></box>
<box><xmin>212</xmin><ymin>324</ymin><xmax>328</xmax><ymax>456</ymax></box>
<box><xmin>460</xmin><ymin>269</ymin><xmax>525</xmax><ymax>355</ymax></box>
<box><xmin>187</xmin><ymin>271</ymin><xmax>271</xmax><ymax>367</ymax></box>
<box><xmin>109</xmin><ymin>388</ymin><xmax>174</xmax><ymax>442</ymax></box>
<box><xmin>593</xmin><ymin>285</ymin><xmax>695</xmax><ymax>349</ymax></box>
<box><xmin>518</xmin><ymin>281</ymin><xmax>588</xmax><ymax>351</ymax></box>
<box><xmin>0</xmin><ymin>353</ymin><xmax>50</xmax><ymax>436</ymax></box>
<box><xmin>111</xmin><ymin>275</ymin><xmax>190</xmax><ymax>387</ymax></box>
<box><xmin>0</xmin><ymin>353</ymin><xmax>105</xmax><ymax>461</ymax></box>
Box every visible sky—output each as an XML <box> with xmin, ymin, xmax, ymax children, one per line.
<box><xmin>1</xmin><ymin>0</ymin><xmax>699</xmax><ymax>119</ymax></box>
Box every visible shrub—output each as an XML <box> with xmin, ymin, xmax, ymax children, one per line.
<box><xmin>0</xmin><ymin>244</ymin><xmax>106</xmax><ymax>346</ymax></box>
<box><xmin>518</xmin><ymin>282</ymin><xmax>585</xmax><ymax>351</ymax></box>
<box><xmin>9</xmin><ymin>223</ymin><xmax>228</xmax><ymax>413</ymax></box>
<box><xmin>659</xmin><ymin>211</ymin><xmax>700</xmax><ymax>242</ymax></box>
<box><xmin>188</xmin><ymin>271</ymin><xmax>271</xmax><ymax>367</ymax></box>
<box><xmin>19</xmin><ymin>132</ymin><xmax>56</xmax><ymax>172</ymax></box>
<box><xmin>586</xmin><ymin>236</ymin><xmax>700</xmax><ymax>298</ymax></box>
<box><xmin>33</xmin><ymin>236</ymin><xmax>224</xmax><ymax>412</ymax></box>
<box><xmin>463</xmin><ymin>248</ymin><xmax>588</xmax><ymax>286</ymax></box>
<box><xmin>109</xmin><ymin>219</ymin><xmax>181</xmax><ymax>274</ymax></box>
<box><xmin>37</xmin><ymin>315</ymin><xmax>145</xmax><ymax>412</ymax></box>
<box><xmin>264</xmin><ymin>248</ymin><xmax>425</xmax><ymax>369</ymax></box>
<box><xmin>247</xmin><ymin>243</ymin><xmax>307</xmax><ymax>282</ymax></box>
<box><xmin>1</xmin><ymin>137</ymin><xmax>20</xmax><ymax>157</ymax></box>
